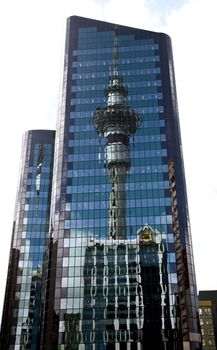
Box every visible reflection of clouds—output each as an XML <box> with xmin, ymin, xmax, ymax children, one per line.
<box><xmin>65</xmin><ymin>218</ymin><xmax>108</xmax><ymax>229</ymax></box>
<box><xmin>69</xmin><ymin>200</ymin><xmax>108</xmax><ymax>211</ymax></box>
<box><xmin>62</xmin><ymin>277</ymin><xmax>82</xmax><ymax>288</ymax></box>
<box><xmin>127</xmin><ymin>215</ymin><xmax>173</xmax><ymax>229</ymax></box>
<box><xmin>20</xmin><ymin>239</ymin><xmax>30</xmax><ymax>254</ymax></box>
<box><xmin>63</xmin><ymin>257</ymin><xmax>86</xmax><ymax>267</ymax></box>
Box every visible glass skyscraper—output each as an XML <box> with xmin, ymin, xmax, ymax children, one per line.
<box><xmin>0</xmin><ymin>130</ymin><xmax>55</xmax><ymax>349</ymax></box>
<box><xmin>0</xmin><ymin>16</ymin><xmax>201</xmax><ymax>350</ymax></box>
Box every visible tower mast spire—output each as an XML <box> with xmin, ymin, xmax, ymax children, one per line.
<box><xmin>93</xmin><ymin>26</ymin><xmax>140</xmax><ymax>239</ymax></box>
<box><xmin>113</xmin><ymin>25</ymin><xmax>119</xmax><ymax>77</ymax></box>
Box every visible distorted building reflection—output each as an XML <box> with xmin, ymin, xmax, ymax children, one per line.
<box><xmin>20</xmin><ymin>268</ymin><xmax>42</xmax><ymax>348</ymax></box>
<box><xmin>61</xmin><ymin>225</ymin><xmax>180</xmax><ymax>350</ymax></box>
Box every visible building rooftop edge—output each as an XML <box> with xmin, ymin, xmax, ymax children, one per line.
<box><xmin>24</xmin><ymin>129</ymin><xmax>56</xmax><ymax>134</ymax></box>
<box><xmin>67</xmin><ymin>15</ymin><xmax>171</xmax><ymax>40</ymax></box>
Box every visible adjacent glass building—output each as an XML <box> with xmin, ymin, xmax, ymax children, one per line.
<box><xmin>0</xmin><ymin>16</ymin><xmax>201</xmax><ymax>350</ymax></box>
<box><xmin>199</xmin><ymin>290</ymin><xmax>217</xmax><ymax>349</ymax></box>
<box><xmin>0</xmin><ymin>130</ymin><xmax>55</xmax><ymax>349</ymax></box>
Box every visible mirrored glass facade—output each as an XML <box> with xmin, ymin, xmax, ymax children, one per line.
<box><xmin>43</xmin><ymin>16</ymin><xmax>201</xmax><ymax>350</ymax></box>
<box><xmin>0</xmin><ymin>16</ymin><xmax>201</xmax><ymax>350</ymax></box>
<box><xmin>0</xmin><ymin>130</ymin><xmax>55</xmax><ymax>349</ymax></box>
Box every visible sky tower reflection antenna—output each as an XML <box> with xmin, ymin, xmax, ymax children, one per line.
<box><xmin>113</xmin><ymin>25</ymin><xmax>119</xmax><ymax>77</ymax></box>
<box><xmin>93</xmin><ymin>25</ymin><xmax>140</xmax><ymax>239</ymax></box>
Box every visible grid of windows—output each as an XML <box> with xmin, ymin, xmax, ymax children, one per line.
<box><xmin>0</xmin><ymin>131</ymin><xmax>55</xmax><ymax>349</ymax></box>
<box><xmin>200</xmin><ymin>305</ymin><xmax>216</xmax><ymax>349</ymax></box>
<box><xmin>199</xmin><ymin>296</ymin><xmax>217</xmax><ymax>350</ymax></box>
<box><xmin>45</xmin><ymin>17</ymin><xmax>201</xmax><ymax>350</ymax></box>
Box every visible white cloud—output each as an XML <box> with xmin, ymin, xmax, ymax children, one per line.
<box><xmin>161</xmin><ymin>0</ymin><xmax>217</xmax><ymax>291</ymax></box>
<box><xmin>102</xmin><ymin>0</ymin><xmax>161</xmax><ymax>30</ymax></box>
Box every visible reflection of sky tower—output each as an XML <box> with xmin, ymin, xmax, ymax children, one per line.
<box><xmin>93</xmin><ymin>27</ymin><xmax>140</xmax><ymax>239</ymax></box>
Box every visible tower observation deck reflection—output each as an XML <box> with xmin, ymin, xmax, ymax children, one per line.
<box><xmin>93</xmin><ymin>28</ymin><xmax>140</xmax><ymax>240</ymax></box>
<box><xmin>83</xmin><ymin>28</ymin><xmax>174</xmax><ymax>350</ymax></box>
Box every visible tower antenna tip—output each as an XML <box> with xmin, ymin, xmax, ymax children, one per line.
<box><xmin>113</xmin><ymin>25</ymin><xmax>119</xmax><ymax>77</ymax></box>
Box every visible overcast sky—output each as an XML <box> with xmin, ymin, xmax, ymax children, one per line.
<box><xmin>0</xmin><ymin>0</ymin><xmax>216</xmax><ymax>318</ymax></box>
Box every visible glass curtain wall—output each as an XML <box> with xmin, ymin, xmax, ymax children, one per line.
<box><xmin>44</xmin><ymin>16</ymin><xmax>201</xmax><ymax>350</ymax></box>
<box><xmin>0</xmin><ymin>130</ymin><xmax>55</xmax><ymax>350</ymax></box>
